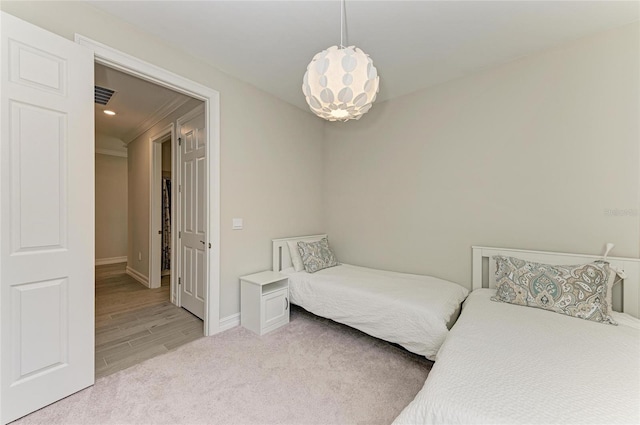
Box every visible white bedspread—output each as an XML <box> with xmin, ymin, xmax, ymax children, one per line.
<box><xmin>282</xmin><ymin>264</ymin><xmax>469</xmax><ymax>360</ymax></box>
<box><xmin>393</xmin><ymin>289</ymin><xmax>640</xmax><ymax>425</ymax></box>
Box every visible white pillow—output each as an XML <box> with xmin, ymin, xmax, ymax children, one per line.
<box><xmin>287</xmin><ymin>239</ymin><xmax>321</xmax><ymax>272</ymax></box>
<box><xmin>286</xmin><ymin>241</ymin><xmax>304</xmax><ymax>271</ymax></box>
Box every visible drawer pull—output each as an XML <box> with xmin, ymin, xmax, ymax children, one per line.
<box><xmin>285</xmin><ymin>297</ymin><xmax>289</xmax><ymax>310</ymax></box>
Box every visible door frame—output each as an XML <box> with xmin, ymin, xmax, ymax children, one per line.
<box><xmin>149</xmin><ymin>124</ymin><xmax>174</xmax><ymax>293</ymax></box>
<box><xmin>76</xmin><ymin>35</ymin><xmax>221</xmax><ymax>336</ymax></box>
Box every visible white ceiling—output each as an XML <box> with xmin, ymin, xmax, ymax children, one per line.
<box><xmin>88</xmin><ymin>1</ymin><xmax>639</xmax><ymax>112</ymax></box>
<box><xmin>95</xmin><ymin>63</ymin><xmax>191</xmax><ymax>143</ymax></box>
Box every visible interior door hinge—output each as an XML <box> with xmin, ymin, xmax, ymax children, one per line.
<box><xmin>179</xmin><ymin>184</ymin><xmax>181</xmax><ymax>193</ymax></box>
<box><xmin>178</xmin><ymin>137</ymin><xmax>182</xmax><ymax>146</ymax></box>
<box><xmin>179</xmin><ymin>231</ymin><xmax>181</xmax><ymax>239</ymax></box>
<box><xmin>178</xmin><ymin>277</ymin><xmax>181</xmax><ymax>285</ymax></box>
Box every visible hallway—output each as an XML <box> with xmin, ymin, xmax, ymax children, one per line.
<box><xmin>95</xmin><ymin>263</ymin><xmax>203</xmax><ymax>378</ymax></box>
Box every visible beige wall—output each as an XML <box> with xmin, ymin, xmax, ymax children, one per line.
<box><xmin>2</xmin><ymin>1</ymin><xmax>325</xmax><ymax>319</ymax></box>
<box><xmin>323</xmin><ymin>22</ymin><xmax>640</xmax><ymax>288</ymax></box>
<box><xmin>219</xmin><ymin>84</ymin><xmax>325</xmax><ymax>315</ymax></box>
<box><xmin>95</xmin><ymin>153</ymin><xmax>128</xmax><ymax>260</ymax></box>
<box><xmin>95</xmin><ymin>133</ymin><xmax>127</xmax><ymax>155</ymax></box>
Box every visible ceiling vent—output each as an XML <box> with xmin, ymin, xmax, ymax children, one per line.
<box><xmin>94</xmin><ymin>86</ymin><xmax>115</xmax><ymax>105</ymax></box>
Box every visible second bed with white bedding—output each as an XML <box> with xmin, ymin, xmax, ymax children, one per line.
<box><xmin>393</xmin><ymin>289</ymin><xmax>640</xmax><ymax>424</ymax></box>
<box><xmin>281</xmin><ymin>264</ymin><xmax>469</xmax><ymax>360</ymax></box>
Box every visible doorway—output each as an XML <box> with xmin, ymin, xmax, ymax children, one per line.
<box><xmin>149</xmin><ymin>125</ymin><xmax>175</xmax><ymax>293</ymax></box>
<box><xmin>77</xmin><ymin>35</ymin><xmax>221</xmax><ymax>336</ymax></box>
<box><xmin>93</xmin><ymin>62</ymin><xmax>207</xmax><ymax>378</ymax></box>
<box><xmin>160</xmin><ymin>137</ymin><xmax>172</xmax><ymax>282</ymax></box>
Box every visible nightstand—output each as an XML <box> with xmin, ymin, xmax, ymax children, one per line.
<box><xmin>240</xmin><ymin>271</ymin><xmax>289</xmax><ymax>335</ymax></box>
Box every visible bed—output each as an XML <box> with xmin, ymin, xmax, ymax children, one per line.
<box><xmin>272</xmin><ymin>235</ymin><xmax>469</xmax><ymax>360</ymax></box>
<box><xmin>394</xmin><ymin>246</ymin><xmax>640</xmax><ymax>425</ymax></box>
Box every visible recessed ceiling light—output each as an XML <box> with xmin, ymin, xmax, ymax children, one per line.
<box><xmin>103</xmin><ymin>110</ymin><xmax>116</xmax><ymax>116</ymax></box>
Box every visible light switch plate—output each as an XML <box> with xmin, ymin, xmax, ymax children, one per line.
<box><xmin>232</xmin><ymin>218</ymin><xmax>243</xmax><ymax>230</ymax></box>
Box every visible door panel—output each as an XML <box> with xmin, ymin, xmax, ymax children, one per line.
<box><xmin>1</xmin><ymin>12</ymin><xmax>94</xmax><ymax>424</ymax></box>
<box><xmin>196</xmin><ymin>248</ymin><xmax>206</xmax><ymax>301</ymax></box>
<box><xmin>9</xmin><ymin>40</ymin><xmax>66</xmax><ymax>94</ymax></box>
<box><xmin>12</xmin><ymin>278</ymin><xmax>68</xmax><ymax>378</ymax></box>
<box><xmin>263</xmin><ymin>291</ymin><xmax>286</xmax><ymax>326</ymax></box>
<box><xmin>196</xmin><ymin>156</ymin><xmax>206</xmax><ymax>234</ymax></box>
<box><xmin>179</xmin><ymin>106</ymin><xmax>206</xmax><ymax>319</ymax></box>
<box><xmin>11</xmin><ymin>103</ymin><xmax>66</xmax><ymax>251</ymax></box>
<box><xmin>262</xmin><ymin>289</ymin><xmax>288</xmax><ymax>332</ymax></box>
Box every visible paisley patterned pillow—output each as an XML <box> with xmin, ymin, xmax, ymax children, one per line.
<box><xmin>491</xmin><ymin>256</ymin><xmax>618</xmax><ymax>325</ymax></box>
<box><xmin>297</xmin><ymin>237</ymin><xmax>339</xmax><ymax>273</ymax></box>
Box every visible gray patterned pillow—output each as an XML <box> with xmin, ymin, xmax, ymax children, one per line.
<box><xmin>297</xmin><ymin>238</ymin><xmax>339</xmax><ymax>273</ymax></box>
<box><xmin>491</xmin><ymin>256</ymin><xmax>618</xmax><ymax>325</ymax></box>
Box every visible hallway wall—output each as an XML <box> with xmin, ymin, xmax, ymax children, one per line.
<box><xmin>95</xmin><ymin>151</ymin><xmax>128</xmax><ymax>263</ymax></box>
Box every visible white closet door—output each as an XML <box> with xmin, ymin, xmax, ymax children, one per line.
<box><xmin>0</xmin><ymin>12</ymin><xmax>94</xmax><ymax>424</ymax></box>
<box><xmin>179</xmin><ymin>106</ymin><xmax>206</xmax><ymax>320</ymax></box>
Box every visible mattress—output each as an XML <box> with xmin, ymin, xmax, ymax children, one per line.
<box><xmin>393</xmin><ymin>289</ymin><xmax>640</xmax><ymax>425</ymax></box>
<box><xmin>281</xmin><ymin>264</ymin><xmax>469</xmax><ymax>360</ymax></box>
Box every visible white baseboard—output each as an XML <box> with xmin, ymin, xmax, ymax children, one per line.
<box><xmin>95</xmin><ymin>256</ymin><xmax>128</xmax><ymax>266</ymax></box>
<box><xmin>219</xmin><ymin>313</ymin><xmax>240</xmax><ymax>332</ymax></box>
<box><xmin>126</xmin><ymin>266</ymin><xmax>150</xmax><ymax>287</ymax></box>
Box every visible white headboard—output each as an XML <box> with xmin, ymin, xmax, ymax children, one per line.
<box><xmin>472</xmin><ymin>246</ymin><xmax>640</xmax><ymax>318</ymax></box>
<box><xmin>272</xmin><ymin>234</ymin><xmax>327</xmax><ymax>272</ymax></box>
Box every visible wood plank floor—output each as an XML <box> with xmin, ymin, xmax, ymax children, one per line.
<box><xmin>95</xmin><ymin>263</ymin><xmax>203</xmax><ymax>379</ymax></box>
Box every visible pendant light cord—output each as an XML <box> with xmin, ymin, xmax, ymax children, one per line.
<box><xmin>340</xmin><ymin>0</ymin><xmax>346</xmax><ymax>49</ymax></box>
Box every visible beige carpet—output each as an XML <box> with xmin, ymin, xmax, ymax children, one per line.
<box><xmin>15</xmin><ymin>307</ymin><xmax>432</xmax><ymax>425</ymax></box>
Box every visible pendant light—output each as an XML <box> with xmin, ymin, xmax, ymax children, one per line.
<box><xmin>302</xmin><ymin>0</ymin><xmax>380</xmax><ymax>122</ymax></box>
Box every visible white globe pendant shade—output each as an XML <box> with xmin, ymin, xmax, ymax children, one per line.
<box><xmin>303</xmin><ymin>45</ymin><xmax>379</xmax><ymax>122</ymax></box>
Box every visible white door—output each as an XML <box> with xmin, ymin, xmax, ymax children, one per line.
<box><xmin>0</xmin><ymin>12</ymin><xmax>94</xmax><ymax>424</ymax></box>
<box><xmin>178</xmin><ymin>105</ymin><xmax>206</xmax><ymax>319</ymax></box>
